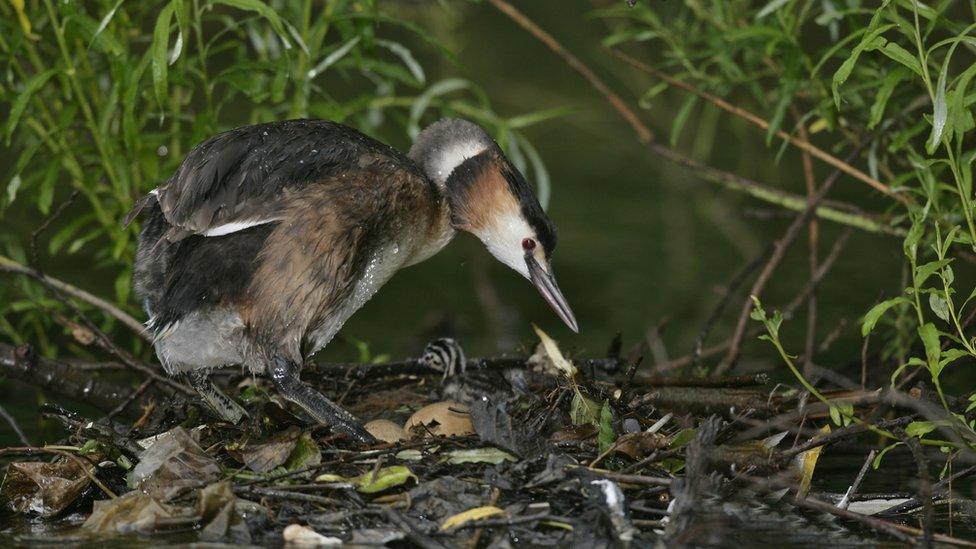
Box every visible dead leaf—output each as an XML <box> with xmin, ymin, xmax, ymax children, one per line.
<box><xmin>82</xmin><ymin>492</ymin><xmax>188</xmax><ymax>535</ymax></box>
<box><xmin>613</xmin><ymin>431</ymin><xmax>670</xmax><ymax>460</ymax></box>
<box><xmin>128</xmin><ymin>426</ymin><xmax>221</xmax><ymax>501</ymax></box>
<box><xmin>795</xmin><ymin>424</ymin><xmax>830</xmax><ymax>498</ymax></box>
<box><xmin>241</xmin><ymin>437</ymin><xmax>298</xmax><ymax>473</ymax></box>
<box><xmin>196</xmin><ymin>481</ymin><xmax>264</xmax><ymax>543</ymax></box>
<box><xmin>550</xmin><ymin>423</ymin><xmax>598</xmax><ymax>442</ymax></box>
<box><xmin>440</xmin><ymin>505</ymin><xmax>507</xmax><ymax>531</ymax></box>
<box><xmin>446</xmin><ymin>448</ymin><xmax>517</xmax><ymax>465</ymax></box>
<box><xmin>282</xmin><ymin>523</ymin><xmax>342</xmax><ymax>546</ymax></box>
<box><xmin>531</xmin><ymin>324</ymin><xmax>577</xmax><ymax>378</ymax></box>
<box><xmin>0</xmin><ymin>460</ymin><xmax>92</xmax><ymax>517</ymax></box>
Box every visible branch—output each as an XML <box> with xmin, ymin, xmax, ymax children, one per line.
<box><xmin>608</xmin><ymin>49</ymin><xmax>910</xmax><ymax>205</ymax></box>
<box><xmin>485</xmin><ymin>0</ymin><xmax>902</xmax><ymax>236</ymax></box>
<box><xmin>0</xmin><ymin>254</ymin><xmax>148</xmax><ymax>339</ymax></box>
<box><xmin>0</xmin><ymin>342</ymin><xmax>167</xmax><ymax>411</ymax></box>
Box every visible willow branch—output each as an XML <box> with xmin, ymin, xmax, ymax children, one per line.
<box><xmin>485</xmin><ymin>0</ymin><xmax>902</xmax><ymax>236</ymax></box>
<box><xmin>0</xmin><ymin>254</ymin><xmax>148</xmax><ymax>338</ymax></box>
<box><xmin>609</xmin><ymin>49</ymin><xmax>910</xmax><ymax>205</ymax></box>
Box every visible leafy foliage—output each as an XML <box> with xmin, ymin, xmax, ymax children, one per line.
<box><xmin>0</xmin><ymin>0</ymin><xmax>554</xmax><ymax>353</ymax></box>
<box><xmin>600</xmin><ymin>0</ymin><xmax>976</xmax><ymax>441</ymax></box>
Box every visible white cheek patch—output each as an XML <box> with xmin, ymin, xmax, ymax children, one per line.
<box><xmin>479</xmin><ymin>210</ymin><xmax>533</xmax><ymax>279</ymax></box>
<box><xmin>202</xmin><ymin>218</ymin><xmax>280</xmax><ymax>237</ymax></box>
<box><xmin>432</xmin><ymin>141</ymin><xmax>488</xmax><ymax>185</ymax></box>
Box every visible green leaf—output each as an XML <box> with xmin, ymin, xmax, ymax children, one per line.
<box><xmin>353</xmin><ymin>466</ymin><xmax>417</xmax><ymax>493</ymax></box>
<box><xmin>905</xmin><ymin>421</ymin><xmax>935</xmax><ymax>438</ymax></box>
<box><xmin>308</xmin><ymin>36</ymin><xmax>361</xmax><ymax>79</ymax></box>
<box><xmin>5</xmin><ymin>68</ymin><xmax>57</xmax><ymax>144</ymax></box>
<box><xmin>668</xmin><ymin>428</ymin><xmax>697</xmax><ymax>449</ymax></box>
<box><xmin>597</xmin><ymin>400</ymin><xmax>615</xmax><ymax>453</ymax></box>
<box><xmin>876</xmin><ymin>42</ymin><xmax>923</xmax><ymax>76</ymax></box>
<box><xmin>926</xmin><ymin>61</ymin><xmax>949</xmax><ymax>153</ymax></box>
<box><xmin>915</xmin><ymin>259</ymin><xmax>951</xmax><ymax>286</ymax></box>
<box><xmin>918</xmin><ymin>323</ymin><xmax>942</xmax><ymax>377</ymax></box>
<box><xmin>928</xmin><ymin>293</ymin><xmax>949</xmax><ymax>322</ymax></box>
<box><xmin>670</xmin><ymin>94</ymin><xmax>699</xmax><ymax>147</ymax></box>
<box><xmin>91</xmin><ymin>0</ymin><xmax>125</xmax><ymax>46</ymax></box>
<box><xmin>151</xmin><ymin>1</ymin><xmax>176</xmax><ymax>112</ymax></box>
<box><xmin>869</xmin><ymin>68</ymin><xmax>907</xmax><ymax>129</ymax></box>
<box><xmin>376</xmin><ymin>39</ymin><xmax>425</xmax><ymax>85</ymax></box>
<box><xmin>214</xmin><ymin>0</ymin><xmax>300</xmax><ymax>51</ymax></box>
<box><xmin>861</xmin><ymin>296</ymin><xmax>910</xmax><ymax>336</ymax></box>
<box><xmin>766</xmin><ymin>77</ymin><xmax>799</xmax><ymax>145</ymax></box>
<box><xmin>507</xmin><ymin>107</ymin><xmax>574</xmax><ymax>130</ymax></box>
<box><xmin>949</xmin><ymin>63</ymin><xmax>976</xmax><ymax>143</ymax></box>
<box><xmin>283</xmin><ymin>432</ymin><xmax>321</xmax><ymax>471</ymax></box>
<box><xmin>5</xmin><ymin>175</ymin><xmax>22</xmax><ymax>205</ymax></box>
<box><xmin>408</xmin><ymin>78</ymin><xmax>471</xmax><ymax>138</ymax></box>
<box><xmin>831</xmin><ymin>16</ymin><xmax>895</xmax><ymax>107</ymax></box>
<box><xmin>756</xmin><ymin>0</ymin><xmax>791</xmax><ymax>19</ymax></box>
<box><xmin>872</xmin><ymin>442</ymin><xmax>904</xmax><ymax>469</ymax></box>
<box><xmin>829</xmin><ymin>404</ymin><xmax>841</xmax><ymax>426</ymax></box>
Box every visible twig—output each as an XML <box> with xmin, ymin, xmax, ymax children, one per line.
<box><xmin>467</xmin><ymin>487</ymin><xmax>501</xmax><ymax>549</ymax></box>
<box><xmin>903</xmin><ymin>434</ymin><xmax>933</xmax><ymax>547</ymax></box>
<box><xmin>486</xmin><ymin>0</ymin><xmax>651</xmax><ymax>143</ymax></box>
<box><xmin>29</xmin><ymin>190</ymin><xmax>78</xmax><ymax>269</ymax></box>
<box><xmin>793</xmin><ymin>106</ymin><xmax>820</xmax><ymax>377</ymax></box>
<box><xmin>105</xmin><ymin>378</ymin><xmax>154</xmax><ymax>421</ymax></box>
<box><xmin>778</xmin><ymin>415</ymin><xmax>916</xmax><ymax>461</ymax></box>
<box><xmin>0</xmin><ymin>403</ymin><xmax>32</xmax><ymax>446</ymax></box>
<box><xmin>837</xmin><ymin>449</ymin><xmax>876</xmax><ymax>510</ymax></box>
<box><xmin>877</xmin><ymin>464</ymin><xmax>976</xmax><ymax>517</ymax></box>
<box><xmin>744</xmin><ymin>474</ymin><xmax>976</xmax><ymax>546</ymax></box>
<box><xmin>0</xmin><ymin>254</ymin><xmax>147</xmax><ymax>338</ymax></box>
<box><xmin>718</xmin><ymin>143</ymin><xmax>870</xmax><ymax>373</ymax></box>
<box><xmin>235</xmin><ymin>486</ymin><xmax>337</xmax><ymax>506</ymax></box>
<box><xmin>566</xmin><ymin>464</ymin><xmax>672</xmax><ymax>486</ymax></box>
<box><xmin>449</xmin><ymin>511</ymin><xmax>554</xmax><ymax>531</ymax></box>
<box><xmin>634</xmin><ymin>373</ymin><xmax>769</xmax><ymax>388</ymax></box>
<box><xmin>382</xmin><ymin>507</ymin><xmax>449</xmax><ymax>549</ymax></box>
<box><xmin>485</xmin><ymin>0</ymin><xmax>900</xmax><ymax>236</ymax></box>
<box><xmin>608</xmin><ymin>49</ymin><xmax>909</xmax><ymax>204</ymax></box>
<box><xmin>1</xmin><ymin>342</ymin><xmax>166</xmax><ymax>411</ymax></box>
<box><xmin>692</xmin><ymin>245</ymin><xmax>772</xmax><ymax>370</ymax></box>
<box><xmin>660</xmin><ymin>230</ymin><xmax>851</xmax><ymax>371</ymax></box>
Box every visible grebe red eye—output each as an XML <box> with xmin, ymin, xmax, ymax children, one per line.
<box><xmin>522</xmin><ymin>238</ymin><xmax>536</xmax><ymax>252</ymax></box>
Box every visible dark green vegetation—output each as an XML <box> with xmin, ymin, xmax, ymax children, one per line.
<box><xmin>1</xmin><ymin>0</ymin><xmax>975</xmax><ymax>546</ymax></box>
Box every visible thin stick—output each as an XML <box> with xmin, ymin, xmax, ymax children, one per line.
<box><xmin>904</xmin><ymin>434</ymin><xmax>934</xmax><ymax>547</ymax></box>
<box><xmin>0</xmin><ymin>254</ymin><xmax>147</xmax><ymax>338</ymax></box>
<box><xmin>718</xmin><ymin>143</ymin><xmax>869</xmax><ymax>373</ymax></box>
<box><xmin>878</xmin><ymin>464</ymin><xmax>976</xmax><ymax>516</ymax></box>
<box><xmin>566</xmin><ymin>464</ymin><xmax>672</xmax><ymax>486</ymax></box>
<box><xmin>837</xmin><ymin>449</ymin><xmax>876</xmax><ymax>510</ymax></box>
<box><xmin>30</xmin><ymin>190</ymin><xmax>78</xmax><ymax>269</ymax></box>
<box><xmin>660</xmin><ymin>230</ymin><xmax>851</xmax><ymax>371</ymax></box>
<box><xmin>105</xmin><ymin>378</ymin><xmax>154</xmax><ymax>420</ymax></box>
<box><xmin>0</xmin><ymin>403</ymin><xmax>31</xmax><ymax>446</ymax></box>
<box><xmin>609</xmin><ymin>49</ymin><xmax>909</xmax><ymax>204</ymax></box>
<box><xmin>793</xmin><ymin>106</ymin><xmax>820</xmax><ymax>377</ymax></box>
<box><xmin>487</xmin><ymin>0</ymin><xmax>652</xmax><ymax>143</ymax></box>
<box><xmin>485</xmin><ymin>0</ymin><xmax>900</xmax><ymax>236</ymax></box>
<box><xmin>692</xmin><ymin>245</ymin><xmax>772</xmax><ymax>370</ymax></box>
